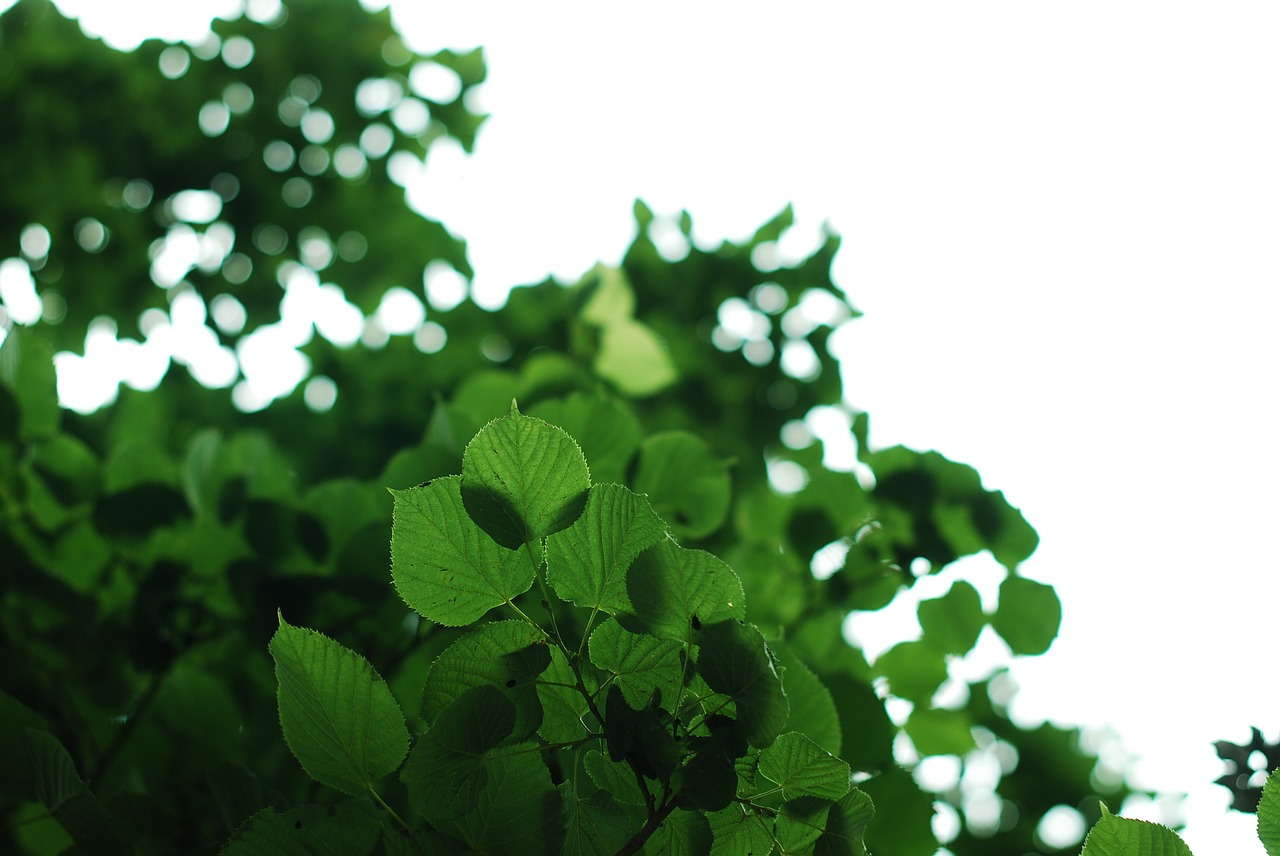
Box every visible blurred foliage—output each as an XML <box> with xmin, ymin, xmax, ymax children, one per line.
<box><xmin>0</xmin><ymin>0</ymin><xmax>1135</xmax><ymax>853</ymax></box>
<box><xmin>1215</xmin><ymin>727</ymin><xmax>1280</xmax><ymax>813</ymax></box>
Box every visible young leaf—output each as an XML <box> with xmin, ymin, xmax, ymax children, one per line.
<box><xmin>627</xmin><ymin>540</ymin><xmax>746</xmax><ymax>643</ymax></box>
<box><xmin>422</xmin><ymin>620</ymin><xmax>551</xmax><ymax>740</ymax></box>
<box><xmin>545</xmin><ymin>483</ymin><xmax>666</xmax><ymax>614</ymax></box>
<box><xmin>1080</xmin><ymin>805</ymin><xmax>1194</xmax><ymax>856</ymax></box>
<box><xmin>587</xmin><ymin>617</ymin><xmax>684</xmax><ymax>710</ymax></box>
<box><xmin>990</xmin><ymin>574</ymin><xmax>1061</xmax><ymax>656</ymax></box>
<box><xmin>460</xmin><ymin>403</ymin><xmax>590</xmax><ymax>548</ymax></box>
<box><xmin>1260</xmin><ymin>769</ymin><xmax>1280</xmax><ymax>856</ymax></box>
<box><xmin>401</xmin><ymin>685</ymin><xmax>517</xmax><ymax>821</ymax></box>
<box><xmin>268</xmin><ymin>615</ymin><xmax>409</xmax><ymax>797</ymax></box>
<box><xmin>390</xmin><ymin>476</ymin><xmax>534</xmax><ymax>626</ymax></box>
<box><xmin>696</xmin><ymin>620</ymin><xmax>788</xmax><ymax>748</ymax></box>
<box><xmin>758</xmin><ymin>731</ymin><xmax>852</xmax><ymax>801</ymax></box>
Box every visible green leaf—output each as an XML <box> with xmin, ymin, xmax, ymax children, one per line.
<box><xmin>23</xmin><ymin>729</ymin><xmax>130</xmax><ymax>855</ymax></box>
<box><xmin>584</xmin><ymin>749</ymin><xmax>649</xmax><ymax>807</ymax></box>
<box><xmin>708</xmin><ymin>804</ymin><xmax>775</xmax><ymax>856</ymax></box>
<box><xmin>268</xmin><ymin>615</ymin><xmax>409</xmax><ymax>797</ymax></box>
<box><xmin>815</xmin><ymin>789</ymin><xmax>875</xmax><ymax>856</ymax></box>
<box><xmin>647</xmin><ymin>808</ymin><xmax>713</xmax><ymax>855</ymax></box>
<box><xmin>917</xmin><ymin>580</ymin><xmax>985</xmax><ymax>656</ymax></box>
<box><xmin>587</xmin><ymin>618</ymin><xmax>684</xmax><ymax>710</ymax></box>
<box><xmin>390</xmin><ymin>476</ymin><xmax>534</xmax><ymax>625</ymax></box>
<box><xmin>1080</xmin><ymin>805</ymin><xmax>1194</xmax><ymax>856</ymax></box>
<box><xmin>632</xmin><ymin>431</ymin><xmax>731</xmax><ymax>539</ymax></box>
<box><xmin>990</xmin><ymin>574</ymin><xmax>1061</xmax><ymax>656</ymax></box>
<box><xmin>560</xmin><ymin>782</ymin><xmax>633</xmax><ymax>856</ymax></box>
<box><xmin>696</xmin><ymin>620</ymin><xmax>789</xmax><ymax>748</ymax></box>
<box><xmin>859</xmin><ymin>767</ymin><xmax>937</xmax><ymax>856</ymax></box>
<box><xmin>460</xmin><ymin>402</ymin><xmax>590</xmax><ymax>548</ymax></box>
<box><xmin>220</xmin><ymin>802</ymin><xmax>382</xmax><ymax>856</ymax></box>
<box><xmin>0</xmin><ymin>327</ymin><xmax>59</xmax><ymax>440</ymax></box>
<box><xmin>1260</xmin><ymin>770</ymin><xmax>1280</xmax><ymax>856</ymax></box>
<box><xmin>628</xmin><ymin>539</ymin><xmax>746</xmax><ymax>642</ymax></box>
<box><xmin>536</xmin><ymin>647</ymin><xmax>594</xmax><ymax>746</ymax></box>
<box><xmin>527</xmin><ymin>393</ymin><xmax>642</xmax><ymax>486</ymax></box>
<box><xmin>444</xmin><ymin>741</ymin><xmax>565</xmax><ymax>855</ymax></box>
<box><xmin>903</xmin><ymin>707</ymin><xmax>976</xmax><ymax>757</ymax></box>
<box><xmin>546</xmin><ymin>483</ymin><xmax>666</xmax><ymax>614</ymax></box>
<box><xmin>401</xmin><ymin>685</ymin><xmax>517</xmax><ymax>821</ymax></box>
<box><xmin>595</xmin><ymin>318</ymin><xmax>679</xmax><ymax>397</ymax></box>
<box><xmin>758</xmin><ymin>732</ymin><xmax>852</xmax><ymax>801</ymax></box>
<box><xmin>422</xmin><ymin>620</ymin><xmax>551</xmax><ymax>740</ymax></box>
<box><xmin>873</xmin><ymin>640</ymin><xmax>948</xmax><ymax>703</ymax></box>
<box><xmin>772</xmin><ymin>642</ymin><xmax>842</xmax><ymax>756</ymax></box>
<box><xmin>775</xmin><ymin>796</ymin><xmax>829</xmax><ymax>853</ymax></box>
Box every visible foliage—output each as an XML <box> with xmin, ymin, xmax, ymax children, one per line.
<box><xmin>0</xmin><ymin>0</ymin><xmax>1173</xmax><ymax>854</ymax></box>
<box><xmin>1215</xmin><ymin>727</ymin><xmax>1280</xmax><ymax>813</ymax></box>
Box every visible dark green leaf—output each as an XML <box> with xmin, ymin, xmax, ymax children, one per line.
<box><xmin>696</xmin><ymin>621</ymin><xmax>788</xmax><ymax>748</ymax></box>
<box><xmin>587</xmin><ymin>618</ymin><xmax>683</xmax><ymax>710</ymax></box>
<box><xmin>917</xmin><ymin>580</ymin><xmax>985</xmax><ymax>656</ymax></box>
<box><xmin>990</xmin><ymin>574</ymin><xmax>1061</xmax><ymax>656</ymax></box>
<box><xmin>758</xmin><ymin>732</ymin><xmax>852</xmax><ymax>801</ymax></box>
<box><xmin>628</xmin><ymin>540</ymin><xmax>745</xmax><ymax>642</ymax></box>
<box><xmin>632</xmin><ymin>431</ymin><xmax>730</xmax><ymax>539</ymax></box>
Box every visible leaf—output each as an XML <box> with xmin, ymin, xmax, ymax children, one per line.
<box><xmin>858</xmin><ymin>767</ymin><xmax>937</xmax><ymax>856</ymax></box>
<box><xmin>1080</xmin><ymin>804</ymin><xmax>1194</xmax><ymax>856</ymax></box>
<box><xmin>23</xmin><ymin>729</ymin><xmax>130</xmax><ymax>855</ymax></box>
<box><xmin>422</xmin><ymin>620</ymin><xmax>551</xmax><ymax>739</ymax></box>
<box><xmin>401</xmin><ymin>685</ymin><xmax>517</xmax><ymax>821</ymax></box>
<box><xmin>873</xmin><ymin>640</ymin><xmax>948</xmax><ymax>703</ymax></box>
<box><xmin>708</xmin><ymin>804</ymin><xmax>775</xmax><ymax>856</ymax></box>
<box><xmin>560</xmin><ymin>782</ymin><xmax>633</xmax><ymax>856</ymax></box>
<box><xmin>917</xmin><ymin>580</ymin><xmax>985</xmax><ymax>656</ymax></box>
<box><xmin>587</xmin><ymin>618</ymin><xmax>684</xmax><ymax>710</ymax></box>
<box><xmin>390</xmin><ymin>475</ymin><xmax>535</xmax><ymax>626</ymax></box>
<box><xmin>772</xmin><ymin>641</ymin><xmax>842</xmax><ymax>756</ymax></box>
<box><xmin>903</xmin><ymin>707</ymin><xmax>975</xmax><ymax>757</ymax></box>
<box><xmin>758</xmin><ymin>732</ymin><xmax>852</xmax><ymax>801</ymax></box>
<box><xmin>444</xmin><ymin>741</ymin><xmax>565</xmax><ymax>855</ymax></box>
<box><xmin>1260</xmin><ymin>770</ymin><xmax>1280</xmax><ymax>856</ymax></box>
<box><xmin>696</xmin><ymin>620</ymin><xmax>789</xmax><ymax>748</ymax></box>
<box><xmin>632</xmin><ymin>431</ymin><xmax>731</xmax><ymax>539</ymax></box>
<box><xmin>646</xmin><ymin>808</ymin><xmax>713</xmax><ymax>855</ymax></box>
<box><xmin>815</xmin><ymin>789</ymin><xmax>875</xmax><ymax>856</ymax></box>
<box><xmin>584</xmin><ymin>749</ymin><xmax>649</xmax><ymax>807</ymax></box>
<box><xmin>628</xmin><ymin>539</ymin><xmax>746</xmax><ymax>643</ymax></box>
<box><xmin>990</xmin><ymin>574</ymin><xmax>1061</xmax><ymax>656</ymax></box>
<box><xmin>546</xmin><ymin>483</ymin><xmax>666</xmax><ymax>614</ymax></box>
<box><xmin>537</xmin><ymin>647</ymin><xmax>593</xmax><ymax>746</ymax></box>
<box><xmin>460</xmin><ymin>402</ymin><xmax>590</xmax><ymax>548</ymax></box>
<box><xmin>596</xmin><ymin>318</ymin><xmax>679</xmax><ymax>397</ymax></box>
<box><xmin>528</xmin><ymin>393</ymin><xmax>642</xmax><ymax>486</ymax></box>
<box><xmin>220</xmin><ymin>802</ymin><xmax>382</xmax><ymax>856</ymax></box>
<box><xmin>775</xmin><ymin>797</ymin><xmax>830</xmax><ymax>853</ymax></box>
<box><xmin>269</xmin><ymin>615</ymin><xmax>409</xmax><ymax>797</ymax></box>
<box><xmin>0</xmin><ymin>326</ymin><xmax>59</xmax><ymax>440</ymax></box>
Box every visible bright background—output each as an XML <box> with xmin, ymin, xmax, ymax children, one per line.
<box><xmin>5</xmin><ymin>1</ymin><xmax>1279</xmax><ymax>852</ymax></box>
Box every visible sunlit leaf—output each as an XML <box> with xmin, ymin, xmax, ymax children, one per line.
<box><xmin>587</xmin><ymin>618</ymin><xmax>684</xmax><ymax>710</ymax></box>
<box><xmin>1260</xmin><ymin>770</ymin><xmax>1280</xmax><ymax>856</ymax></box>
<box><xmin>460</xmin><ymin>402</ymin><xmax>589</xmax><ymax>548</ymax></box>
<box><xmin>628</xmin><ymin>540</ymin><xmax>745</xmax><ymax>643</ymax></box>
<box><xmin>546</xmin><ymin>483</ymin><xmax>665</xmax><ymax>614</ymax></box>
<box><xmin>1080</xmin><ymin>804</ymin><xmax>1194</xmax><ymax>856</ymax></box>
<box><xmin>632</xmin><ymin>431</ymin><xmax>730</xmax><ymax>539</ymax></box>
<box><xmin>390</xmin><ymin>476</ymin><xmax>534</xmax><ymax>625</ymax></box>
<box><xmin>269</xmin><ymin>615</ymin><xmax>409</xmax><ymax>797</ymax></box>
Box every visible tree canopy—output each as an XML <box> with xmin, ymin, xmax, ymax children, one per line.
<box><xmin>0</xmin><ymin>1</ymin><xmax>1172</xmax><ymax>854</ymax></box>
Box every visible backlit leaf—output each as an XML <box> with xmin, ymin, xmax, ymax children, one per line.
<box><xmin>460</xmin><ymin>402</ymin><xmax>589</xmax><ymax>548</ymax></box>
<box><xmin>587</xmin><ymin>618</ymin><xmax>684</xmax><ymax>710</ymax></box>
<box><xmin>917</xmin><ymin>580</ymin><xmax>984</xmax><ymax>656</ymax></box>
<box><xmin>632</xmin><ymin>431</ymin><xmax>730</xmax><ymax>539</ymax></box>
<box><xmin>708</xmin><ymin>804</ymin><xmax>775</xmax><ymax>856</ymax></box>
<box><xmin>1260</xmin><ymin>770</ymin><xmax>1280</xmax><ymax>856</ymax></box>
<box><xmin>628</xmin><ymin>540</ymin><xmax>745</xmax><ymax>643</ymax></box>
<box><xmin>815</xmin><ymin>788</ymin><xmax>875</xmax><ymax>856</ymax></box>
<box><xmin>990</xmin><ymin>574</ymin><xmax>1061</xmax><ymax>656</ymax></box>
<box><xmin>391</xmin><ymin>476</ymin><xmax>534</xmax><ymax>626</ymax></box>
<box><xmin>546</xmin><ymin>483</ymin><xmax>665</xmax><ymax>614</ymax></box>
<box><xmin>560</xmin><ymin>781</ymin><xmax>633</xmax><ymax>856</ymax></box>
<box><xmin>444</xmin><ymin>741</ymin><xmax>564</xmax><ymax>855</ymax></box>
<box><xmin>696</xmin><ymin>620</ymin><xmax>788</xmax><ymax>748</ymax></box>
<box><xmin>269</xmin><ymin>615</ymin><xmax>409</xmax><ymax>797</ymax></box>
<box><xmin>758</xmin><ymin>731</ymin><xmax>851</xmax><ymax>801</ymax></box>
<box><xmin>1080</xmin><ymin>805</ymin><xmax>1194</xmax><ymax>856</ymax></box>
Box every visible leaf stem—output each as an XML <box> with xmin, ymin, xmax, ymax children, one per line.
<box><xmin>367</xmin><ymin>784</ymin><xmax>424</xmax><ymax>856</ymax></box>
<box><xmin>617</xmin><ymin>792</ymin><xmax>678</xmax><ymax>856</ymax></box>
<box><xmin>89</xmin><ymin>669</ymin><xmax>166</xmax><ymax>786</ymax></box>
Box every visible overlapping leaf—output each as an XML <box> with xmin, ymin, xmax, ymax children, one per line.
<box><xmin>627</xmin><ymin>540</ymin><xmax>746</xmax><ymax>642</ymax></box>
<box><xmin>546</xmin><ymin>483</ymin><xmax>665</xmax><ymax>614</ymax></box>
<box><xmin>269</xmin><ymin>616</ymin><xmax>409</xmax><ymax>798</ymax></box>
<box><xmin>758</xmin><ymin>732</ymin><xmax>851</xmax><ymax>801</ymax></box>
<box><xmin>588</xmin><ymin>618</ymin><xmax>684</xmax><ymax>709</ymax></box>
<box><xmin>696</xmin><ymin>620</ymin><xmax>788</xmax><ymax>748</ymax></box>
<box><xmin>460</xmin><ymin>403</ymin><xmax>590</xmax><ymax>548</ymax></box>
<box><xmin>391</xmin><ymin>476</ymin><xmax>534</xmax><ymax>625</ymax></box>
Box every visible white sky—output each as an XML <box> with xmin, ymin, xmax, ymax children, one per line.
<box><xmin>4</xmin><ymin>1</ymin><xmax>1278</xmax><ymax>852</ymax></box>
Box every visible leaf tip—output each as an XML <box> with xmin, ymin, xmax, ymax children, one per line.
<box><xmin>509</xmin><ymin>398</ymin><xmax>521</xmax><ymax>416</ymax></box>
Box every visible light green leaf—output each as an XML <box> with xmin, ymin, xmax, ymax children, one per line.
<box><xmin>903</xmin><ymin>707</ymin><xmax>975</xmax><ymax>757</ymax></box>
<box><xmin>587</xmin><ymin>618</ymin><xmax>684</xmax><ymax>710</ymax></box>
<box><xmin>990</xmin><ymin>574</ymin><xmax>1061</xmax><ymax>656</ymax></box>
<box><xmin>445</xmin><ymin>741</ymin><xmax>565</xmax><ymax>855</ymax></box>
<box><xmin>422</xmin><ymin>620</ymin><xmax>551</xmax><ymax>740</ymax></box>
<box><xmin>917</xmin><ymin>580</ymin><xmax>985</xmax><ymax>656</ymax></box>
<box><xmin>772</xmin><ymin>641</ymin><xmax>842</xmax><ymax>756</ymax></box>
<box><xmin>696</xmin><ymin>621</ymin><xmax>788</xmax><ymax>748</ymax></box>
<box><xmin>390</xmin><ymin>476</ymin><xmax>534</xmax><ymax>626</ymax></box>
<box><xmin>873</xmin><ymin>640</ymin><xmax>948</xmax><ymax>703</ymax></box>
<box><xmin>401</xmin><ymin>685</ymin><xmax>517</xmax><ymax>821</ymax></box>
<box><xmin>269</xmin><ymin>615</ymin><xmax>409</xmax><ymax>797</ymax></box>
<box><xmin>559</xmin><ymin>781</ymin><xmax>633</xmax><ymax>856</ymax></box>
<box><xmin>627</xmin><ymin>540</ymin><xmax>746</xmax><ymax>642</ymax></box>
<box><xmin>1080</xmin><ymin>804</ymin><xmax>1194</xmax><ymax>856</ymax></box>
<box><xmin>546</xmin><ymin>483</ymin><xmax>666</xmax><ymax>614</ymax></box>
<box><xmin>758</xmin><ymin>732</ymin><xmax>851</xmax><ymax>801</ymax></box>
<box><xmin>595</xmin><ymin>318</ymin><xmax>678</xmax><ymax>397</ymax></box>
<box><xmin>708</xmin><ymin>804</ymin><xmax>775</xmax><ymax>856</ymax></box>
<box><xmin>632</xmin><ymin>431</ymin><xmax>730</xmax><ymax>539</ymax></box>
<box><xmin>815</xmin><ymin>789</ymin><xmax>875</xmax><ymax>856</ymax></box>
<box><xmin>1260</xmin><ymin>769</ymin><xmax>1280</xmax><ymax>856</ymax></box>
<box><xmin>460</xmin><ymin>402</ymin><xmax>590</xmax><ymax>548</ymax></box>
